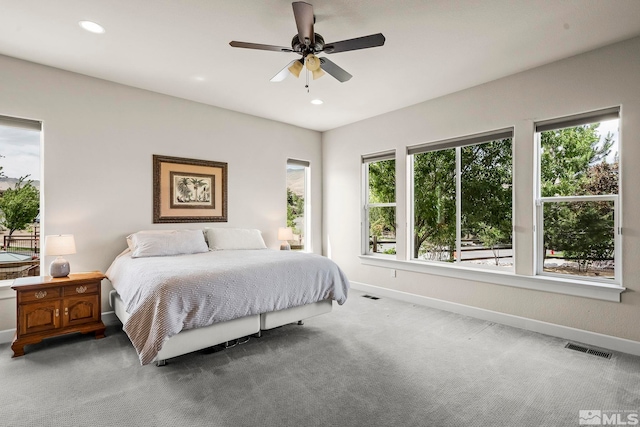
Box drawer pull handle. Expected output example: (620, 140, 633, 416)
(35, 291, 47, 299)
(76, 286, 87, 294)
(64, 307, 68, 316)
(55, 309, 59, 317)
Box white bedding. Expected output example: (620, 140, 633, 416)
(106, 249, 349, 365)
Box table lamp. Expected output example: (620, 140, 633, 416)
(44, 234, 76, 277)
(278, 227, 294, 250)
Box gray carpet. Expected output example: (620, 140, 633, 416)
(1, 289, 638, 427)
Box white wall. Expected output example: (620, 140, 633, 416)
(0, 54, 322, 330)
(2, 37, 640, 346)
(323, 37, 640, 343)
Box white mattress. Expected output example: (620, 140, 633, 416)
(106, 249, 349, 364)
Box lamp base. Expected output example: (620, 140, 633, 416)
(49, 257, 70, 278)
(280, 242, 291, 251)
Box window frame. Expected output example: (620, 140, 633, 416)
(361, 151, 396, 256)
(0, 114, 42, 289)
(534, 107, 621, 285)
(408, 128, 514, 271)
(286, 158, 310, 252)
(535, 195, 620, 283)
(358, 108, 626, 302)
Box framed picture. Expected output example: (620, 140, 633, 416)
(153, 154, 227, 223)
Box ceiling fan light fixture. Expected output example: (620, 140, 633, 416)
(288, 59, 303, 78)
(229, 2, 386, 84)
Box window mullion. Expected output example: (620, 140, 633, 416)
(409, 154, 415, 260)
(535, 200, 544, 276)
(539, 195, 617, 203)
(614, 196, 621, 284)
(455, 146, 461, 263)
(368, 202, 396, 208)
(362, 162, 370, 255)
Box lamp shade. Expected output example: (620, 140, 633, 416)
(277, 227, 294, 241)
(44, 234, 77, 256)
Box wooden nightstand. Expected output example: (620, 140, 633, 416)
(11, 271, 106, 357)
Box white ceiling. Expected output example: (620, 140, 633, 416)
(1, 0, 640, 132)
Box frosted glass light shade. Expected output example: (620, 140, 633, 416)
(311, 68, 325, 80)
(288, 60, 303, 78)
(305, 54, 321, 71)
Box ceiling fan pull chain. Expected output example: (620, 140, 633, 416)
(305, 67, 309, 92)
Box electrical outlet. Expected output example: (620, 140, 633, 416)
(390, 269, 396, 278)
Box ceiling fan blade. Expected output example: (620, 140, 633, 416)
(270, 59, 301, 82)
(323, 33, 385, 54)
(319, 57, 352, 82)
(229, 41, 293, 52)
(292, 2, 315, 47)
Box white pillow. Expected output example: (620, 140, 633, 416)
(126, 229, 176, 251)
(205, 228, 267, 250)
(129, 229, 209, 258)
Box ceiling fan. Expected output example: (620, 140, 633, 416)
(229, 1, 385, 83)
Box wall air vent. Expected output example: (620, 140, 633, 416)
(362, 294, 380, 300)
(565, 343, 612, 359)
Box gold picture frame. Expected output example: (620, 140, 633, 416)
(153, 155, 228, 223)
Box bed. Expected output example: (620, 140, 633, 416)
(106, 228, 349, 365)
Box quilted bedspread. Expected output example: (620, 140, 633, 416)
(106, 249, 349, 365)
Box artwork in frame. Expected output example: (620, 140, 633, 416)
(153, 155, 228, 223)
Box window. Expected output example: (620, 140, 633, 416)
(362, 152, 396, 255)
(0, 115, 42, 282)
(286, 159, 310, 251)
(409, 129, 513, 270)
(535, 108, 620, 283)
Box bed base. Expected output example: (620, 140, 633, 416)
(108, 291, 332, 365)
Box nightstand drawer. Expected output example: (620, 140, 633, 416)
(19, 287, 61, 303)
(62, 282, 99, 296)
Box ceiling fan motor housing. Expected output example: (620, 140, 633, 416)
(229, 2, 384, 83)
(291, 33, 325, 56)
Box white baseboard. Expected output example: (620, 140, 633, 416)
(0, 310, 120, 345)
(0, 328, 15, 345)
(350, 281, 640, 357)
(102, 311, 117, 324)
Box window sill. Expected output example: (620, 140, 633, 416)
(358, 255, 625, 302)
(0, 280, 15, 300)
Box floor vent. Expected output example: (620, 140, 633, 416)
(565, 343, 612, 359)
(362, 294, 380, 300)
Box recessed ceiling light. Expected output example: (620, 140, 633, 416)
(79, 20, 105, 34)
(311, 99, 323, 105)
